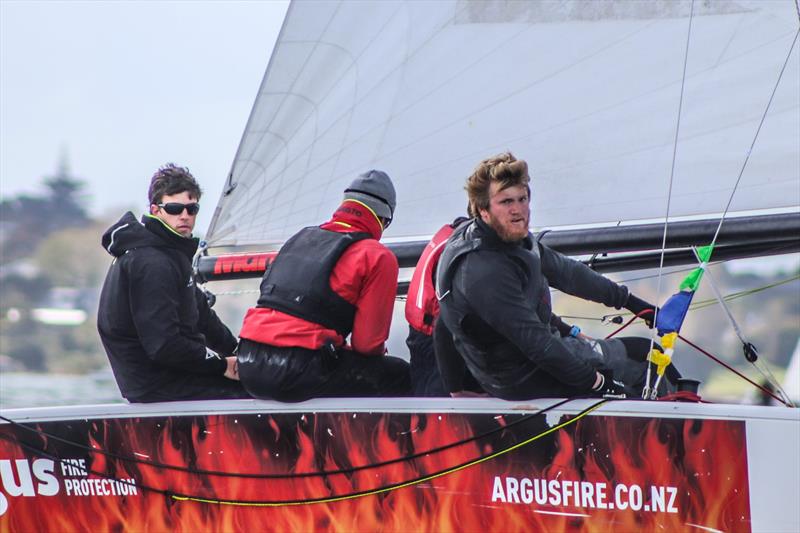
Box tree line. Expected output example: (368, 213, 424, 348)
(1, 164, 110, 372)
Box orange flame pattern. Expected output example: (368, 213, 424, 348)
(0, 410, 749, 532)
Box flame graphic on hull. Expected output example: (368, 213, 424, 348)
(0, 409, 749, 531)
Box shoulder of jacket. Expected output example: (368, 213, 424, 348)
(347, 239, 397, 264)
(123, 246, 181, 275)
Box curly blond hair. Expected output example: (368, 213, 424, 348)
(465, 152, 530, 217)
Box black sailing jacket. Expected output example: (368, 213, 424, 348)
(97, 212, 236, 400)
(435, 218, 630, 398)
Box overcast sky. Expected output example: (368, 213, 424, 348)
(1, 0, 289, 233)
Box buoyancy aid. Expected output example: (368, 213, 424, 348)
(436, 220, 556, 323)
(257, 226, 369, 337)
(405, 223, 460, 335)
(435, 221, 485, 302)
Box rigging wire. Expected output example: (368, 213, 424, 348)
(597, 310, 790, 406)
(677, 335, 790, 406)
(708, 29, 800, 250)
(689, 274, 799, 311)
(695, 30, 800, 404)
(553, 242, 799, 296)
(643, 5, 799, 399)
(644, 0, 695, 399)
(213, 252, 799, 309)
(558, 273, 800, 322)
(563, 270, 797, 405)
(208, 239, 799, 301)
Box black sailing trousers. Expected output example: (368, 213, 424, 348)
(128, 373, 249, 403)
(237, 339, 411, 402)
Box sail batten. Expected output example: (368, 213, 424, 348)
(207, 0, 800, 250)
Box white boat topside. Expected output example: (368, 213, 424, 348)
(1, 397, 797, 424)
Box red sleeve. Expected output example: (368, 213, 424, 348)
(349, 245, 399, 355)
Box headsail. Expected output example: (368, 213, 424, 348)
(206, 0, 799, 251)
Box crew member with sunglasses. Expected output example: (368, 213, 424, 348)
(98, 164, 248, 402)
(237, 170, 411, 401)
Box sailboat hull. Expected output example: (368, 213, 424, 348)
(1, 398, 797, 531)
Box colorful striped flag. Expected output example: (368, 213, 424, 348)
(646, 244, 714, 397)
(656, 244, 714, 336)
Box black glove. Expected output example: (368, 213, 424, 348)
(625, 293, 658, 328)
(591, 369, 627, 398)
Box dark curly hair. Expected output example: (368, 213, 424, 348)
(147, 163, 202, 205)
(465, 152, 530, 217)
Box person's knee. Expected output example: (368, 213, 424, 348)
(385, 355, 411, 371)
(620, 337, 661, 362)
(388, 357, 411, 380)
(382, 356, 411, 393)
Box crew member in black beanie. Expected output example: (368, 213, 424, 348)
(238, 170, 411, 401)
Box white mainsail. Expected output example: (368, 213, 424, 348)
(206, 0, 799, 251)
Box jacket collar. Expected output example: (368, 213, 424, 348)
(142, 214, 199, 259)
(320, 200, 383, 239)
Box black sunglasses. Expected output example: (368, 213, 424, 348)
(157, 202, 200, 216)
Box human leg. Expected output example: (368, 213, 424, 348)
(317, 349, 411, 397)
(237, 340, 331, 402)
(407, 326, 447, 396)
(129, 373, 249, 403)
(618, 337, 682, 394)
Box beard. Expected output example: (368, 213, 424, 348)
(484, 211, 530, 242)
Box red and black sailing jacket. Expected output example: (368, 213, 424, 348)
(256, 227, 370, 338)
(239, 200, 398, 355)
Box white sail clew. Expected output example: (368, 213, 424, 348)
(206, 0, 799, 250)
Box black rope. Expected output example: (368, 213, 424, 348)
(0, 397, 574, 480)
(0, 399, 608, 506)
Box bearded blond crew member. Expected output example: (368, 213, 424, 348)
(435, 153, 675, 399)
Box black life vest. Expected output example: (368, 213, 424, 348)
(436, 219, 551, 324)
(257, 226, 370, 337)
(435, 221, 484, 302)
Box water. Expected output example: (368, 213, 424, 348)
(0, 370, 124, 409)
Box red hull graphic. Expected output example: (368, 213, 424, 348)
(0, 408, 750, 531)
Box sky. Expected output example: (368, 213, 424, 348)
(1, 0, 289, 234)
